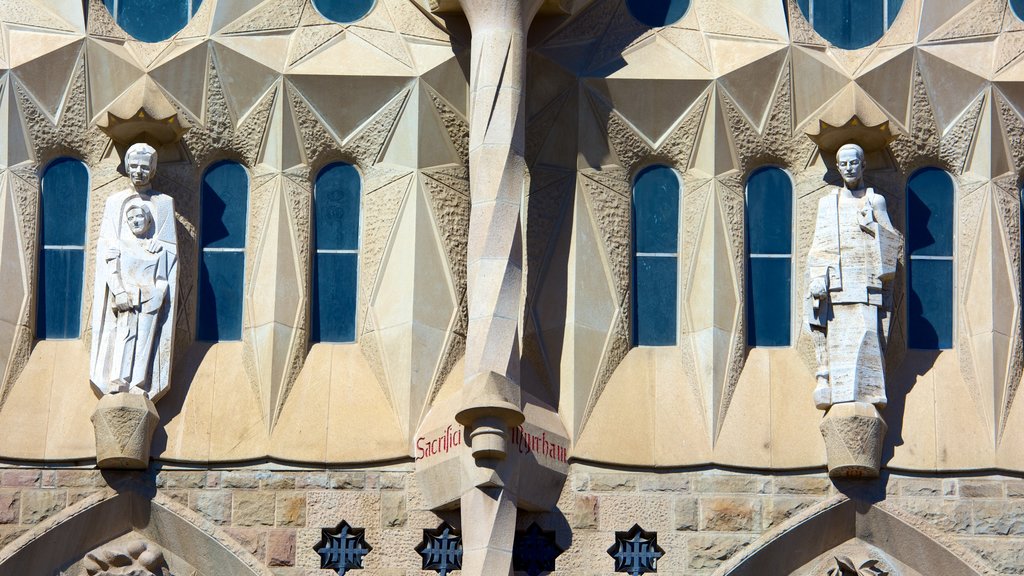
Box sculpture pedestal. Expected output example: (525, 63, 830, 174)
(819, 402, 886, 478)
(92, 393, 159, 469)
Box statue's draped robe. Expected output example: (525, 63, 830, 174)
(90, 190, 177, 399)
(806, 188, 901, 407)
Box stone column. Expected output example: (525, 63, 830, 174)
(455, 1, 541, 574)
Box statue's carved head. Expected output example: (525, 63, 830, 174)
(125, 202, 153, 238)
(836, 143, 865, 189)
(125, 142, 158, 188)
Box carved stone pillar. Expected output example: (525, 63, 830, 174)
(454, 1, 541, 574)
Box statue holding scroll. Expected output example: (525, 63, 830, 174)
(806, 143, 902, 411)
(90, 143, 177, 400)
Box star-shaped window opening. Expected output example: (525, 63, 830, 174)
(314, 520, 372, 575)
(513, 522, 564, 576)
(607, 524, 665, 576)
(415, 522, 463, 575)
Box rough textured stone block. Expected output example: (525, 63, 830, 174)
(222, 471, 260, 489)
(234, 491, 275, 526)
(1, 470, 40, 487)
(763, 497, 816, 529)
(674, 497, 697, 531)
(588, 473, 636, 492)
(258, 472, 295, 490)
(973, 501, 1024, 535)
(639, 475, 691, 492)
(267, 529, 296, 567)
(20, 490, 66, 524)
(330, 472, 366, 490)
(276, 493, 306, 527)
(54, 470, 104, 488)
(688, 534, 751, 570)
(898, 499, 973, 534)
(191, 490, 232, 525)
(959, 480, 1004, 498)
(774, 476, 830, 495)
(900, 479, 943, 497)
(700, 497, 759, 532)
(696, 475, 769, 494)
(380, 491, 407, 528)
(572, 495, 598, 529)
(0, 491, 19, 524)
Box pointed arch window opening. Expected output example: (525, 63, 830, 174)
(37, 157, 90, 340)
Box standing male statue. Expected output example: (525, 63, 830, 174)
(90, 143, 178, 400)
(806, 143, 902, 412)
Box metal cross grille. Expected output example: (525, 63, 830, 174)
(513, 522, 564, 576)
(607, 524, 664, 576)
(314, 520, 372, 575)
(415, 522, 463, 575)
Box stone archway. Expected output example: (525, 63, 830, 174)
(717, 496, 990, 576)
(0, 486, 271, 576)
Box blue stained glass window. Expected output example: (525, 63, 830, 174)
(103, 0, 202, 43)
(1013, 0, 1024, 22)
(796, 0, 904, 50)
(198, 161, 248, 342)
(625, 0, 690, 27)
(312, 0, 375, 24)
(312, 162, 361, 343)
(907, 168, 954, 349)
(632, 165, 680, 346)
(37, 157, 89, 339)
(745, 166, 793, 347)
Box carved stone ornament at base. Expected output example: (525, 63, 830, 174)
(819, 402, 887, 478)
(91, 393, 159, 469)
(82, 539, 169, 576)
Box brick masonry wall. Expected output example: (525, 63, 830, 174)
(0, 465, 1022, 575)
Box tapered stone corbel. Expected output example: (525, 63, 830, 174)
(456, 372, 525, 488)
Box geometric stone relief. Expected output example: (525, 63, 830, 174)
(243, 172, 308, 432)
(368, 171, 457, 439)
(0, 169, 35, 408)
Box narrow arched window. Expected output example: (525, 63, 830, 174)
(103, 0, 202, 42)
(745, 167, 793, 347)
(796, 0, 904, 49)
(312, 163, 360, 343)
(907, 168, 954, 349)
(37, 158, 89, 339)
(632, 165, 680, 346)
(197, 161, 248, 342)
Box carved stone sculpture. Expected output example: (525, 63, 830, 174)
(805, 143, 902, 478)
(89, 143, 177, 469)
(82, 539, 169, 576)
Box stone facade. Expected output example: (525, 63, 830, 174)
(2, 466, 1024, 574)
(2, 0, 1024, 574)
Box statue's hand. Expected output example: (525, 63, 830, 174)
(146, 238, 162, 253)
(809, 277, 828, 298)
(113, 292, 131, 313)
(104, 246, 120, 261)
(858, 204, 877, 236)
